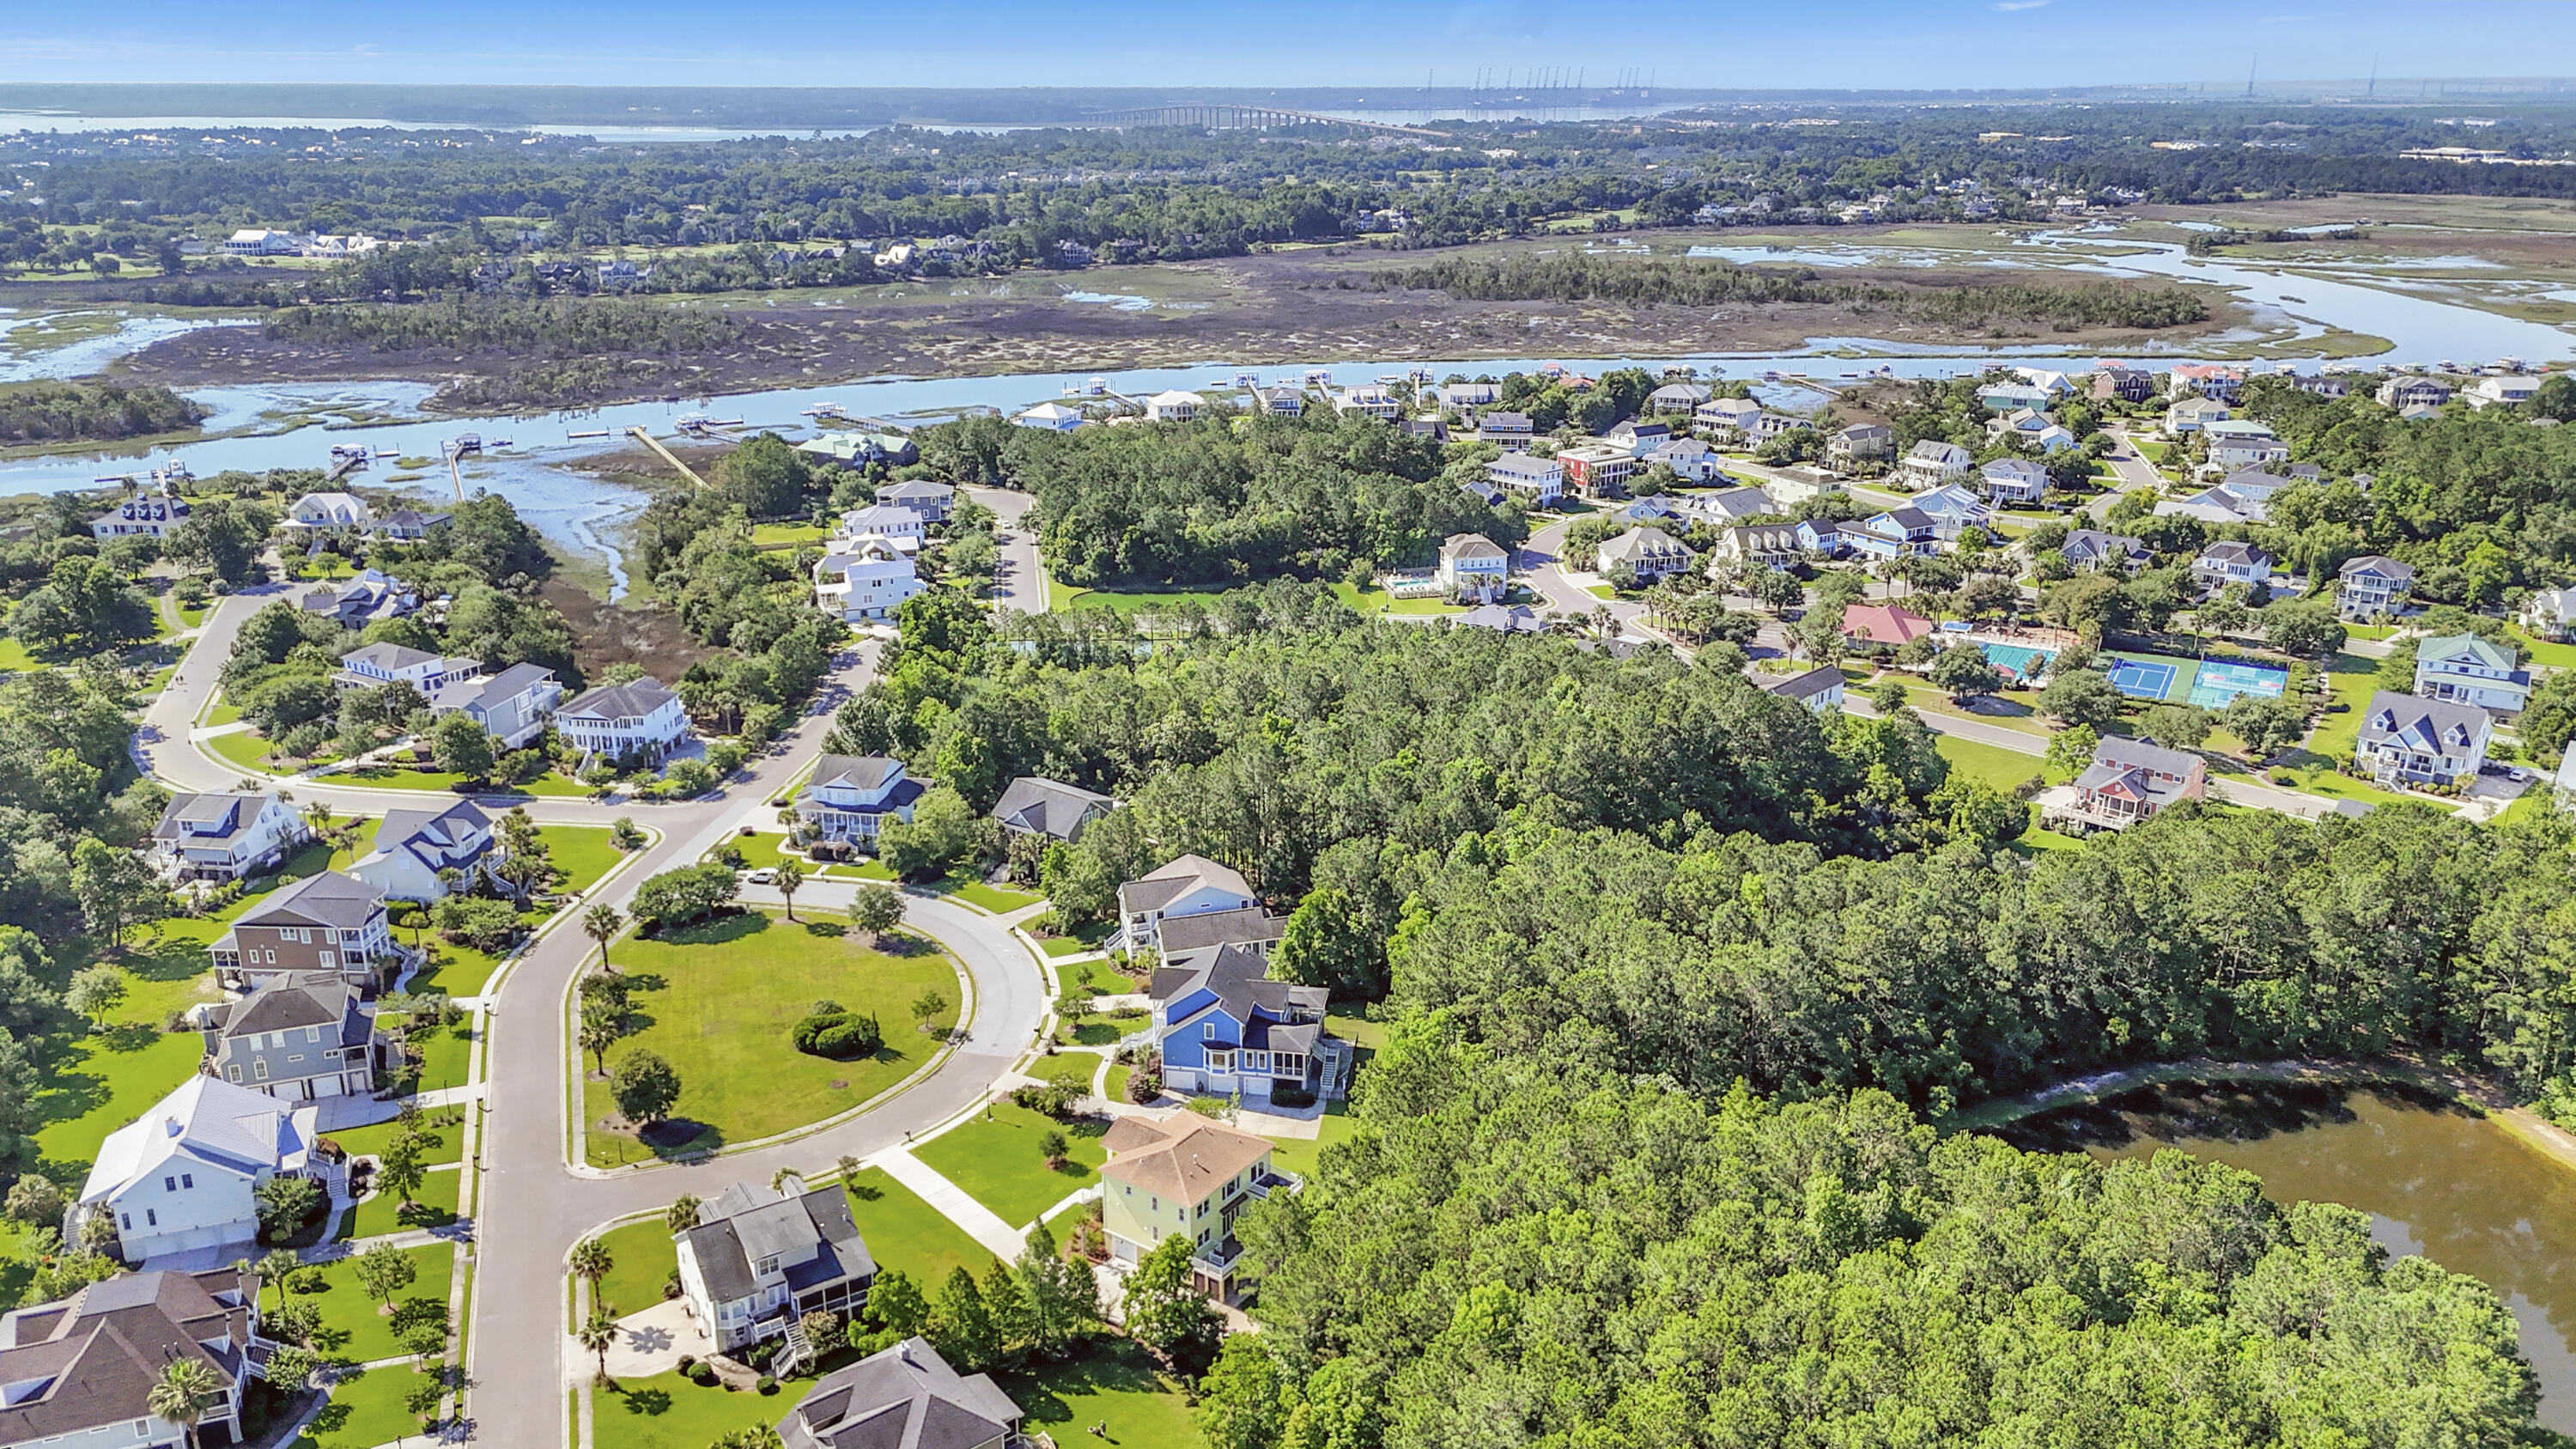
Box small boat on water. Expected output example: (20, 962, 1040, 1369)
(450, 433, 483, 454)
(568, 429, 609, 440)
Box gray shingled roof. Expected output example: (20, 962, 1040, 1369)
(681, 1182, 874, 1308)
(988, 776, 1114, 841)
(779, 1337, 1019, 1449)
(239, 870, 383, 930)
(560, 679, 679, 723)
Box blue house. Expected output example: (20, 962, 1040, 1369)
(1844, 507, 1938, 559)
(1151, 942, 1352, 1103)
(1795, 520, 1848, 557)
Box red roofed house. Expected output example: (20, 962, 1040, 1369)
(1840, 603, 1936, 648)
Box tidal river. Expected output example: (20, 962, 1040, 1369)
(1996, 1082, 2576, 1433)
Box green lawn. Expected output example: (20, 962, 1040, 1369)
(204, 697, 242, 728)
(406, 938, 511, 997)
(750, 521, 830, 547)
(321, 1116, 463, 1167)
(1256, 1106, 1359, 1183)
(842, 1167, 996, 1288)
(580, 912, 963, 1166)
(1932, 734, 2045, 792)
(1025, 1051, 1100, 1093)
(329, 764, 595, 796)
(1058, 1008, 1149, 1048)
(298, 1243, 455, 1363)
(1040, 935, 1101, 959)
(406, 1016, 477, 1094)
(998, 1340, 1206, 1449)
(594, 1370, 778, 1449)
(204, 728, 281, 774)
(591, 1218, 678, 1319)
(914, 1103, 1109, 1229)
(2510, 626, 2576, 671)
(1323, 1008, 1389, 1051)
(341, 1165, 462, 1240)
(0, 1220, 42, 1307)
(293, 1363, 433, 1449)
(2501, 788, 2558, 827)
(1327, 581, 1473, 617)
(0, 636, 39, 673)
(1104, 1063, 1133, 1104)
(1048, 583, 1236, 618)
(940, 878, 1042, 915)
(538, 825, 627, 895)
(30, 926, 227, 1177)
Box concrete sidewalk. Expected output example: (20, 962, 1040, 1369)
(869, 1147, 1026, 1258)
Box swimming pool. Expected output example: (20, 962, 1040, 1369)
(1978, 642, 2056, 682)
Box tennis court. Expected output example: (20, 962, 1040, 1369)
(1978, 642, 2055, 683)
(2189, 659, 2290, 709)
(2104, 655, 2179, 700)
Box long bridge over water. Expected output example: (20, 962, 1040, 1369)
(1074, 103, 1447, 137)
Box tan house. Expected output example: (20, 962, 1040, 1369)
(209, 870, 393, 989)
(1099, 1113, 1297, 1302)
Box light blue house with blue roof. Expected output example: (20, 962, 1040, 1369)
(1150, 941, 1352, 1103)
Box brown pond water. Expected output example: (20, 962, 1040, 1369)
(1992, 1081, 2576, 1434)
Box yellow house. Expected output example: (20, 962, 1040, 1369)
(1098, 1113, 1293, 1303)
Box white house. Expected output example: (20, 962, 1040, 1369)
(2165, 398, 2231, 435)
(1435, 533, 1510, 602)
(1014, 402, 1084, 431)
(1486, 452, 1564, 506)
(2357, 690, 2492, 785)
(1596, 526, 1696, 582)
(222, 227, 307, 255)
(283, 492, 374, 533)
(556, 678, 691, 766)
(2190, 541, 2274, 593)
(2466, 375, 2542, 410)
(1145, 389, 1202, 423)
(1694, 397, 1763, 435)
(77, 1075, 320, 1264)
(149, 791, 306, 884)
(1649, 382, 1711, 412)
(2523, 586, 2576, 642)
(1118, 854, 1258, 953)
(2060, 529, 2154, 573)
(2377, 376, 2455, 410)
(89, 496, 190, 540)
(1671, 485, 1777, 527)
(334, 641, 482, 695)
(2414, 633, 2531, 712)
(1754, 666, 1847, 713)
(815, 539, 924, 624)
(1440, 381, 1500, 410)
(0, 1268, 266, 1449)
(1911, 483, 1993, 541)
(1899, 440, 1973, 489)
(299, 569, 416, 629)
(426, 662, 562, 750)
(2338, 555, 2415, 620)
(675, 1177, 874, 1358)
(794, 756, 927, 845)
(1334, 386, 1402, 420)
(1980, 457, 2050, 505)
(1827, 423, 1893, 466)
(1710, 523, 1802, 569)
(1645, 436, 1722, 482)
(835, 504, 927, 554)
(349, 801, 501, 903)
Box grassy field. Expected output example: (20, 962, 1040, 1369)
(1257, 1106, 1360, 1183)
(1048, 581, 1236, 617)
(341, 1164, 461, 1240)
(408, 937, 512, 997)
(750, 521, 830, 547)
(321, 1115, 463, 1167)
(0, 1220, 42, 1307)
(300, 1243, 454, 1363)
(999, 1340, 1206, 1449)
(593, 1370, 777, 1449)
(2509, 625, 2576, 671)
(590, 1218, 678, 1319)
(914, 1102, 1109, 1229)
(204, 728, 280, 774)
(540, 825, 629, 895)
(843, 1166, 996, 1287)
(1931, 734, 2046, 792)
(331, 764, 596, 797)
(1327, 581, 1475, 616)
(1024, 1051, 1100, 1093)
(29, 922, 228, 1178)
(293, 1363, 430, 1449)
(938, 877, 1042, 915)
(580, 911, 962, 1166)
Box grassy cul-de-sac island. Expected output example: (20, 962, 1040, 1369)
(577, 898, 963, 1168)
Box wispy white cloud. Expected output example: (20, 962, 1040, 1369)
(1992, 1, 2052, 10)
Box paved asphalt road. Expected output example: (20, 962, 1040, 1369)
(144, 566, 1052, 1446)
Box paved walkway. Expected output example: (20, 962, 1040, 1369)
(870, 1147, 1027, 1257)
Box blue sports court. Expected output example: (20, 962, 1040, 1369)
(2105, 656, 2178, 700)
(2189, 659, 2290, 709)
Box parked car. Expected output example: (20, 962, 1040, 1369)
(747, 867, 777, 884)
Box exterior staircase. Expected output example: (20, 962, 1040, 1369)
(775, 1314, 813, 1378)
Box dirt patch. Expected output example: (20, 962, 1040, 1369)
(114, 247, 2244, 411)
(540, 576, 720, 684)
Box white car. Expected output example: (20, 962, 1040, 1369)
(746, 867, 777, 885)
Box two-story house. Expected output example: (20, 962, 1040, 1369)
(1977, 381, 2054, 414)
(833, 504, 927, 555)
(1117, 854, 1258, 953)
(1795, 520, 1848, 558)
(0, 1269, 265, 1449)
(201, 972, 386, 1103)
(2524, 587, 2576, 642)
(1644, 436, 1722, 482)
(775, 1338, 1021, 1449)
(675, 1177, 875, 1359)
(427, 662, 562, 751)
(556, 679, 690, 768)
(875, 479, 955, 523)
(2357, 690, 2493, 784)
(2059, 529, 2154, 573)
(373, 508, 451, 542)
(1828, 423, 1893, 466)
(76, 1075, 321, 1264)
(2204, 421, 2290, 472)
(333, 641, 481, 696)
(1595, 525, 1696, 582)
(1694, 397, 1762, 436)
(1746, 412, 1806, 443)
(209, 870, 392, 990)
(2092, 367, 2156, 403)
(2338, 555, 2416, 620)
(814, 539, 924, 624)
(1099, 1112, 1297, 1303)
(1143, 389, 1201, 423)
(89, 496, 190, 541)
(1649, 381, 1711, 412)
(283, 491, 373, 534)
(2169, 364, 2245, 403)
(2414, 633, 2532, 712)
(1899, 440, 1973, 489)
(1910, 484, 1993, 541)
(1556, 443, 1637, 497)
(1334, 386, 1401, 421)
(988, 776, 1115, 843)
(1754, 666, 1847, 714)
(1258, 385, 1303, 417)
(2165, 397, 2232, 435)
(1475, 410, 1534, 449)
(1151, 941, 1352, 1104)
(149, 791, 306, 884)
(1603, 420, 1672, 457)
(1980, 457, 2050, 506)
(1434, 533, 1510, 602)
(1710, 523, 1803, 570)
(1671, 486, 1777, 528)
(1844, 507, 1938, 560)
(2057, 737, 2207, 831)
(1485, 452, 1564, 506)
(349, 801, 501, 903)
(2377, 375, 2456, 410)
(794, 756, 927, 845)
(2190, 540, 2275, 594)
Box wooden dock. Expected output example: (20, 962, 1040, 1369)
(628, 426, 708, 488)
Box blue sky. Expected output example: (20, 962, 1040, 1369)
(4, 1, 2573, 92)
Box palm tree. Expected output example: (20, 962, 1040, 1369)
(775, 860, 805, 922)
(575, 1308, 620, 1385)
(257, 1249, 303, 1312)
(582, 904, 623, 973)
(578, 1006, 623, 1078)
(568, 1237, 613, 1304)
(302, 801, 335, 844)
(148, 1359, 223, 1449)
